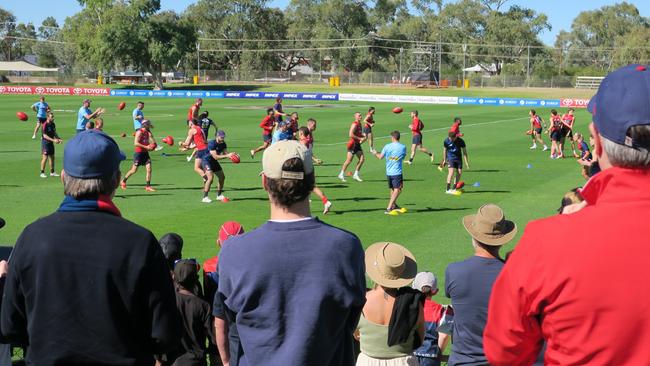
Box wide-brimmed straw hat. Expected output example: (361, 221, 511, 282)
(365, 242, 417, 289)
(462, 204, 517, 246)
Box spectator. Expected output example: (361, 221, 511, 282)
(484, 64, 650, 365)
(0, 218, 9, 366)
(0, 130, 181, 365)
(356, 242, 423, 366)
(160, 233, 184, 270)
(412, 272, 451, 366)
(172, 260, 214, 366)
(217, 140, 366, 365)
(204, 222, 245, 366)
(445, 204, 516, 366)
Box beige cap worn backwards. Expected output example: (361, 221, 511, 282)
(262, 140, 314, 180)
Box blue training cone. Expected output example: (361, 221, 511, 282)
(526, 163, 533, 169)
(473, 182, 481, 187)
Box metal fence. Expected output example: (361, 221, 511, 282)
(1, 69, 577, 88)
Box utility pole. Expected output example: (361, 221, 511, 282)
(527, 45, 530, 87)
(399, 47, 403, 84)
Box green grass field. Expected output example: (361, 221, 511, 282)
(0, 90, 591, 296)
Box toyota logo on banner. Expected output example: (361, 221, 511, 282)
(35, 87, 45, 95)
(73, 88, 83, 95)
(0, 86, 5, 94)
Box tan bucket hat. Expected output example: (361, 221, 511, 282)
(365, 242, 417, 288)
(462, 204, 517, 246)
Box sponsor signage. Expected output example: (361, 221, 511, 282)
(0, 85, 110, 96)
(338, 93, 458, 104)
(222, 92, 339, 101)
(458, 97, 560, 108)
(560, 98, 590, 108)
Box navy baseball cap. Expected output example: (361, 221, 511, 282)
(64, 130, 126, 178)
(588, 64, 650, 148)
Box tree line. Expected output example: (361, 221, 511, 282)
(1, 0, 649, 89)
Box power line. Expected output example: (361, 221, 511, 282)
(199, 37, 366, 43)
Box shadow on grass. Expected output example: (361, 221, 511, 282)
(229, 186, 262, 192)
(0, 185, 21, 188)
(411, 207, 471, 213)
(335, 196, 383, 202)
(0, 150, 30, 153)
(115, 193, 172, 198)
(315, 183, 349, 189)
(229, 197, 268, 202)
(465, 169, 504, 173)
(461, 190, 511, 194)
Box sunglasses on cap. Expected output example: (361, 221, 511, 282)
(174, 258, 200, 270)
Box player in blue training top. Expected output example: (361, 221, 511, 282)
(31, 96, 50, 139)
(187, 111, 218, 162)
(374, 130, 407, 215)
(574, 132, 593, 180)
(39, 112, 62, 178)
(132, 101, 145, 130)
(201, 130, 235, 203)
(76, 99, 104, 133)
(441, 131, 470, 195)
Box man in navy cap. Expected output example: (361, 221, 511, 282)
(484, 64, 650, 365)
(1, 130, 181, 365)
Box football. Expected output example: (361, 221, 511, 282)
(230, 153, 241, 164)
(162, 136, 175, 146)
(392, 107, 403, 114)
(16, 111, 28, 121)
(118, 102, 126, 110)
(455, 181, 465, 190)
(120, 132, 127, 138)
(525, 130, 533, 135)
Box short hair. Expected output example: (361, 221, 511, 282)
(191, 118, 200, 126)
(601, 125, 650, 168)
(276, 97, 282, 102)
(369, 107, 375, 112)
(551, 109, 558, 115)
(574, 132, 583, 140)
(454, 117, 461, 122)
(448, 131, 457, 138)
(63, 170, 120, 199)
(199, 111, 208, 119)
(307, 118, 316, 125)
(530, 109, 536, 115)
(137, 101, 144, 105)
(298, 126, 310, 137)
(266, 158, 315, 208)
(267, 108, 274, 114)
(412, 110, 419, 116)
(291, 112, 298, 117)
(568, 108, 575, 112)
(159, 233, 183, 269)
(85, 121, 94, 129)
(390, 130, 400, 140)
(196, 98, 203, 103)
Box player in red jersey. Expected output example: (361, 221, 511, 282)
(120, 119, 157, 192)
(250, 108, 275, 158)
(299, 126, 332, 214)
(338, 112, 366, 182)
(406, 110, 434, 164)
(560, 108, 578, 157)
(286, 112, 299, 139)
(181, 118, 210, 182)
(528, 109, 548, 151)
(546, 109, 564, 159)
(449, 117, 464, 137)
(187, 98, 202, 128)
(307, 118, 323, 165)
(363, 107, 377, 153)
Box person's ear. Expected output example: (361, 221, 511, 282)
(60, 169, 66, 185)
(261, 173, 269, 191)
(432, 288, 439, 296)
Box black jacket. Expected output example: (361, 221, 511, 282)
(0, 211, 182, 366)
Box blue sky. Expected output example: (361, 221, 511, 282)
(3, 0, 649, 46)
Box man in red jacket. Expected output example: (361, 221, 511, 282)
(484, 64, 650, 365)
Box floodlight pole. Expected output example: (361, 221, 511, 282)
(196, 42, 200, 82)
(399, 47, 403, 84)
